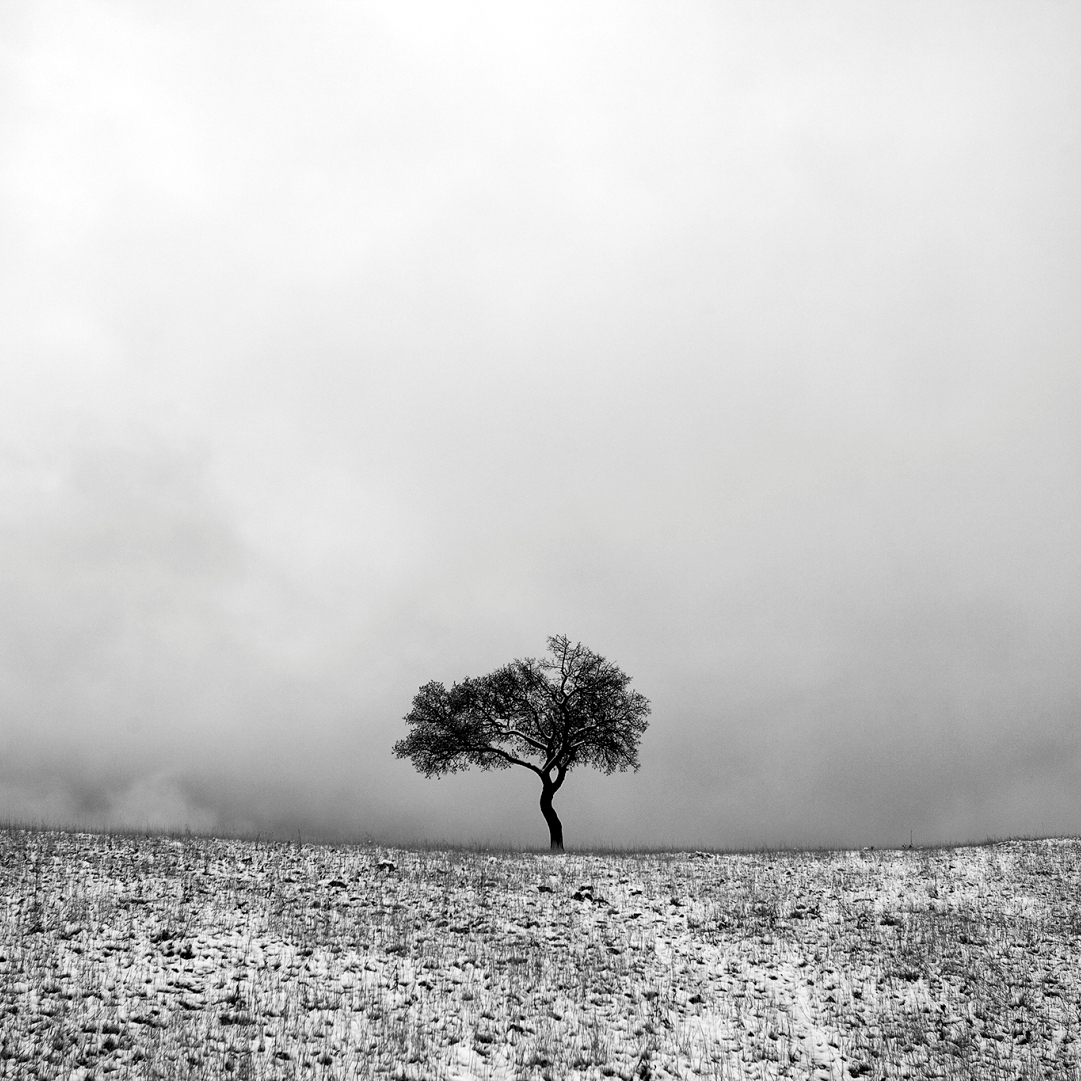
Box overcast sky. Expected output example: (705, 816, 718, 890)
(1, 2, 1079, 849)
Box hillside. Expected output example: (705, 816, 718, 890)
(1, 829, 1078, 1079)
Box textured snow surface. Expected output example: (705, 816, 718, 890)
(1, 830, 1079, 1079)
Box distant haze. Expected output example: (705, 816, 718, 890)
(1, 2, 1079, 848)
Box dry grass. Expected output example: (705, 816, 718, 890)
(1, 827, 1079, 1079)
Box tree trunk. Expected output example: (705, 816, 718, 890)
(539, 782, 564, 851)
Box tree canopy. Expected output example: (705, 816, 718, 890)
(392, 635, 650, 849)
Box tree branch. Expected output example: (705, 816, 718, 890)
(482, 744, 545, 775)
(497, 726, 548, 753)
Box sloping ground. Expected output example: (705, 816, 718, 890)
(0, 829, 1078, 1079)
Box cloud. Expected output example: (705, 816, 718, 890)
(1, 2, 1079, 846)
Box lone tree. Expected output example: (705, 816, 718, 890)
(392, 635, 650, 850)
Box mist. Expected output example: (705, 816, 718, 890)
(1, 2, 1079, 848)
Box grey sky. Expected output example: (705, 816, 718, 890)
(1, 2, 1079, 848)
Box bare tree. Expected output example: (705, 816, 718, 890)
(392, 635, 651, 850)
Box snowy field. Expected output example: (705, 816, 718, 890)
(1, 829, 1079, 1080)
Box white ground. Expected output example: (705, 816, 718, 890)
(1, 829, 1079, 1079)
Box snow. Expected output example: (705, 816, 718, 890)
(1, 830, 1079, 1079)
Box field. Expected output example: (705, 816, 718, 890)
(1, 829, 1079, 1080)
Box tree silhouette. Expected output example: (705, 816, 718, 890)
(393, 635, 650, 850)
